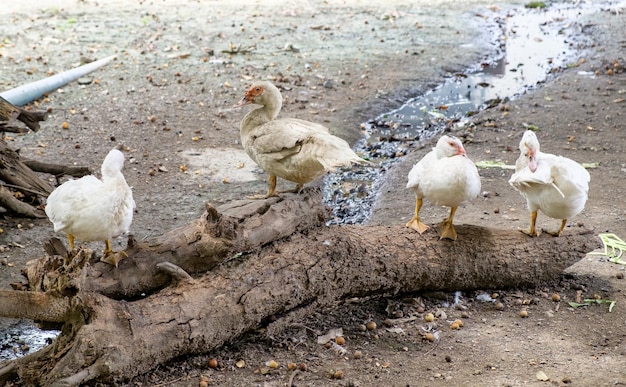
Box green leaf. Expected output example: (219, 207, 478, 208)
(588, 233, 626, 264)
(522, 123, 540, 132)
(525, 1, 547, 9)
(569, 298, 616, 313)
(474, 160, 515, 170)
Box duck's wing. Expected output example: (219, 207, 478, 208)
(406, 150, 436, 189)
(45, 176, 105, 230)
(283, 118, 331, 134)
(509, 158, 565, 198)
(248, 119, 313, 159)
(553, 156, 591, 192)
(252, 119, 358, 166)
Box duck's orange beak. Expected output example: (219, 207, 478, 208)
(233, 96, 252, 108)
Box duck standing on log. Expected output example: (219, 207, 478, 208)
(405, 135, 481, 240)
(509, 130, 590, 237)
(45, 148, 135, 266)
(234, 81, 370, 198)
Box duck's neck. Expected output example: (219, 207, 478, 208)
(240, 97, 282, 133)
(102, 171, 128, 187)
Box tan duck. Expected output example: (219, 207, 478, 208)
(235, 81, 369, 198)
(509, 130, 590, 236)
(45, 148, 135, 266)
(405, 135, 481, 240)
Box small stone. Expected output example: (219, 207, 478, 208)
(77, 77, 93, 85)
(536, 370, 549, 381)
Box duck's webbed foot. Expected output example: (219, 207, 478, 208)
(438, 221, 458, 241)
(100, 239, 128, 267)
(406, 217, 430, 234)
(100, 250, 128, 267)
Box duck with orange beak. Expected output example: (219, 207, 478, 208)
(509, 130, 590, 236)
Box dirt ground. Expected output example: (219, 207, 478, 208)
(1, 0, 626, 386)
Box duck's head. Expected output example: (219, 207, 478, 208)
(435, 135, 466, 158)
(520, 130, 540, 172)
(234, 81, 282, 108)
(101, 149, 126, 176)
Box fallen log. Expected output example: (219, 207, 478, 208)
(0, 190, 600, 385)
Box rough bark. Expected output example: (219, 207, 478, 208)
(0, 95, 47, 132)
(0, 190, 600, 386)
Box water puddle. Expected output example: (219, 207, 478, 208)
(324, 1, 616, 224)
(0, 319, 58, 361)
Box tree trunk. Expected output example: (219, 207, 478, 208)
(0, 190, 600, 386)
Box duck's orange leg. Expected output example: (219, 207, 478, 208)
(521, 210, 540, 237)
(543, 219, 567, 237)
(406, 197, 429, 234)
(439, 206, 458, 241)
(283, 183, 304, 194)
(247, 175, 279, 199)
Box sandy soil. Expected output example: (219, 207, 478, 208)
(1, 0, 625, 386)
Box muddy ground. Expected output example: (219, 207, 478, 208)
(1, 0, 626, 386)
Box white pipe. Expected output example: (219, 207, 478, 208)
(0, 55, 116, 106)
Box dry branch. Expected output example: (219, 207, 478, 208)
(0, 96, 47, 132)
(0, 141, 54, 195)
(0, 190, 600, 385)
(22, 159, 91, 178)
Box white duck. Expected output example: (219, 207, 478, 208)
(45, 148, 135, 266)
(406, 135, 481, 240)
(235, 81, 369, 198)
(508, 130, 590, 237)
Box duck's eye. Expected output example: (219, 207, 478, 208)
(255, 87, 261, 92)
